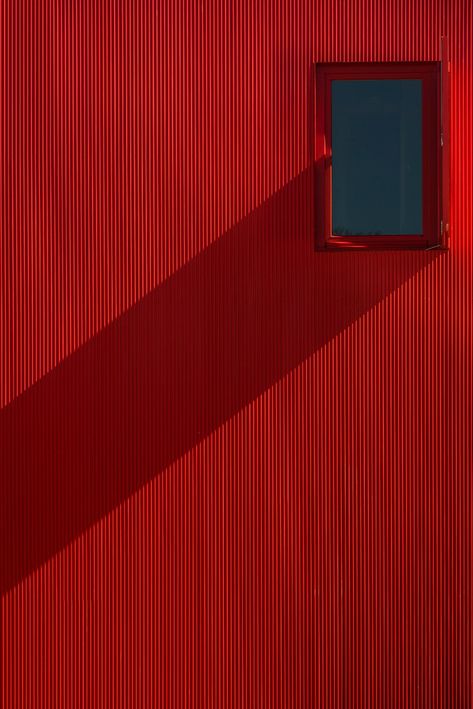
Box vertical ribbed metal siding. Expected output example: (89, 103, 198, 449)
(1, 0, 472, 706)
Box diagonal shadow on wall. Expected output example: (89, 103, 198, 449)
(0, 166, 441, 595)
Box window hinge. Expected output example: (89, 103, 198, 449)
(441, 132, 444, 147)
(440, 220, 444, 235)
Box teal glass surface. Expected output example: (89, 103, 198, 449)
(331, 79, 422, 236)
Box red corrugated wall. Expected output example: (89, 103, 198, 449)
(1, 0, 472, 705)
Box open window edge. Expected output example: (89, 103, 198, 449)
(314, 56, 448, 252)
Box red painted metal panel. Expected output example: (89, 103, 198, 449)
(1, 0, 472, 706)
(441, 35, 451, 248)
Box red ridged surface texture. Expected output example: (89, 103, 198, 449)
(1, 0, 472, 706)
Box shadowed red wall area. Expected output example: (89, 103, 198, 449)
(1, 0, 472, 706)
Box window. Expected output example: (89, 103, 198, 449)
(315, 47, 449, 250)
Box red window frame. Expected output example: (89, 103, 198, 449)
(315, 61, 444, 250)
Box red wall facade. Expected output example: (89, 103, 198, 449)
(1, 0, 472, 705)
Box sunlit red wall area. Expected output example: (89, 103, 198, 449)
(1, 0, 472, 706)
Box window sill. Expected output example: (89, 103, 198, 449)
(315, 242, 449, 252)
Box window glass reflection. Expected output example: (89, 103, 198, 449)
(332, 79, 422, 236)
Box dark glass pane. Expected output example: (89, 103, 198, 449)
(331, 79, 422, 236)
